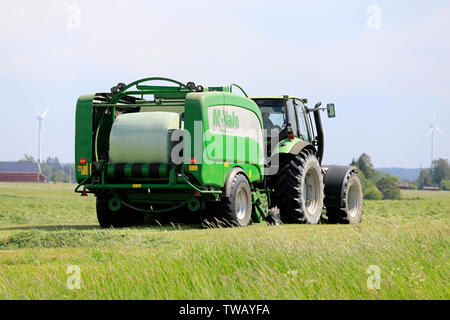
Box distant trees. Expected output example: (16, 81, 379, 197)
(350, 154, 449, 194)
(363, 181, 383, 200)
(441, 180, 450, 191)
(51, 172, 61, 183)
(432, 158, 450, 186)
(40, 157, 74, 183)
(17, 154, 74, 183)
(351, 153, 376, 180)
(18, 154, 36, 163)
(416, 158, 449, 189)
(408, 183, 418, 190)
(417, 169, 433, 189)
(351, 153, 399, 200)
(351, 169, 381, 200)
(376, 176, 401, 200)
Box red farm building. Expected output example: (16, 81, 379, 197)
(0, 162, 47, 182)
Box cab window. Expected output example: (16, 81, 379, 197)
(285, 99, 298, 136)
(294, 100, 311, 142)
(252, 99, 287, 134)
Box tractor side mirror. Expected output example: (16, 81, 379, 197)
(327, 103, 336, 118)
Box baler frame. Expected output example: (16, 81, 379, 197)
(75, 77, 236, 214)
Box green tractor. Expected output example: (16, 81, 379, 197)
(75, 77, 363, 227)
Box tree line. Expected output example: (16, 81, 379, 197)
(19, 152, 450, 191)
(416, 158, 450, 190)
(351, 153, 450, 200)
(19, 154, 75, 183)
(350, 153, 401, 200)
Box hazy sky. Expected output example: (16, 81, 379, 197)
(0, 0, 449, 168)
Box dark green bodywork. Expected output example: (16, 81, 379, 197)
(75, 94, 94, 181)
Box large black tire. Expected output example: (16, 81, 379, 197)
(96, 197, 145, 228)
(218, 173, 252, 227)
(272, 150, 324, 224)
(326, 171, 363, 224)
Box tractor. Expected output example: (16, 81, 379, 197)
(75, 77, 363, 227)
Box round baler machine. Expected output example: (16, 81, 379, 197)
(74, 77, 363, 227)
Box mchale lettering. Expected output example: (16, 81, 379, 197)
(213, 109, 240, 129)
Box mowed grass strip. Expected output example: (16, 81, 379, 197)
(0, 183, 448, 299)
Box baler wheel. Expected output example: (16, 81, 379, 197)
(272, 150, 324, 224)
(96, 197, 145, 228)
(218, 173, 252, 227)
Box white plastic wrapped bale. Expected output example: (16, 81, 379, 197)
(109, 112, 180, 164)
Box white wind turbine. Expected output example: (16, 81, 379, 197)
(427, 112, 445, 170)
(35, 108, 49, 163)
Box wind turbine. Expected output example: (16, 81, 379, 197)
(35, 108, 49, 163)
(427, 112, 445, 170)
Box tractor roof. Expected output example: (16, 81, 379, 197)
(250, 95, 303, 101)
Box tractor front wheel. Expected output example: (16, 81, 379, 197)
(326, 171, 363, 224)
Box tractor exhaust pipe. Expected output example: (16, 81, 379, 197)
(308, 102, 335, 164)
(313, 107, 324, 164)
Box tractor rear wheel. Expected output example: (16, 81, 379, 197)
(273, 150, 324, 224)
(326, 171, 363, 224)
(218, 173, 252, 227)
(96, 197, 145, 228)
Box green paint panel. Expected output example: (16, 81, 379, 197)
(75, 94, 95, 183)
(272, 137, 302, 155)
(252, 190, 269, 222)
(184, 92, 225, 187)
(183, 91, 265, 187)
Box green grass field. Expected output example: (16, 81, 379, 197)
(0, 182, 448, 299)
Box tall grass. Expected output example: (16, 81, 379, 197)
(0, 183, 448, 299)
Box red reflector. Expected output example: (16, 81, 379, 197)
(194, 191, 201, 197)
(190, 157, 197, 164)
(80, 157, 86, 165)
(288, 133, 295, 140)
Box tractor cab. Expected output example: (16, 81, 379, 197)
(251, 96, 331, 160)
(251, 96, 318, 141)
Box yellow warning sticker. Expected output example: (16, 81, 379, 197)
(77, 163, 90, 176)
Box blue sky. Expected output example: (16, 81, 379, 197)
(0, 0, 449, 168)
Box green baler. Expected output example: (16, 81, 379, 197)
(75, 77, 363, 227)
